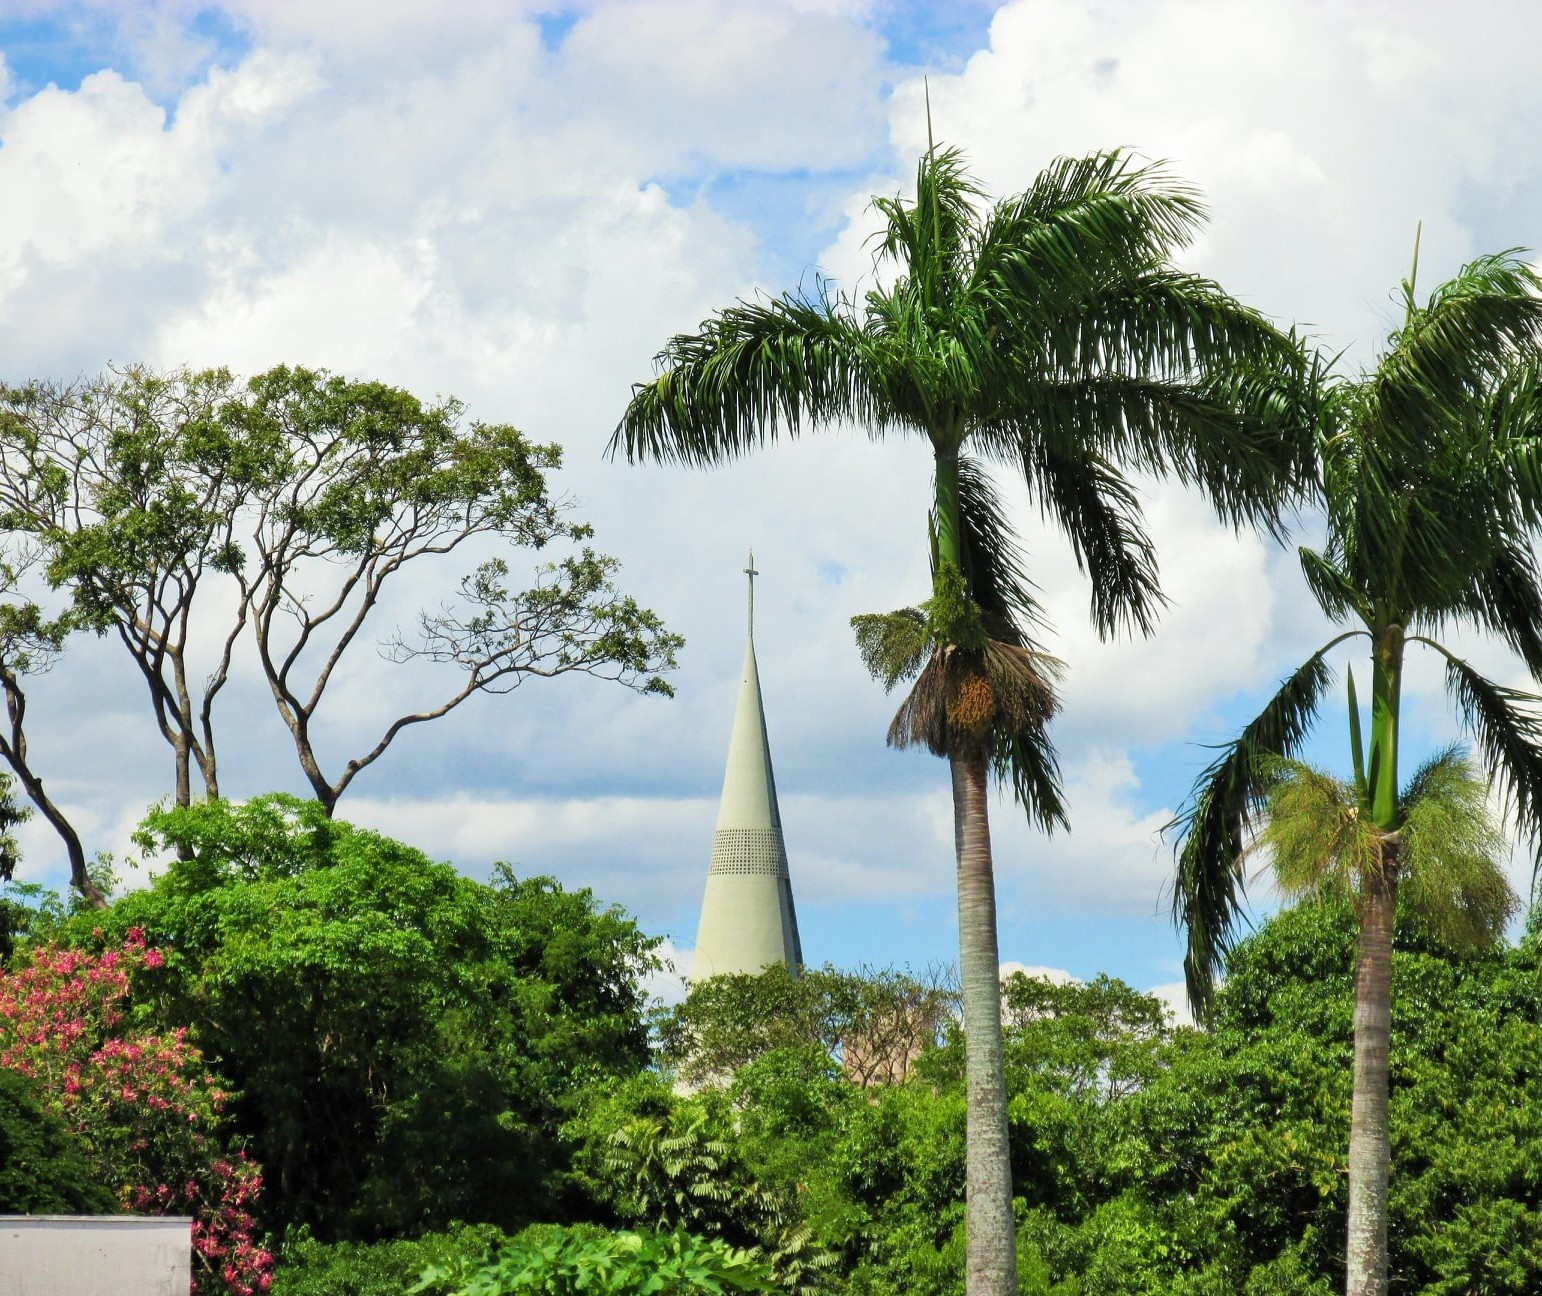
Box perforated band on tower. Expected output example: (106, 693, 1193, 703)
(708, 827, 789, 878)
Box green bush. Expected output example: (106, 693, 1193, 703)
(417, 1225, 776, 1296)
(271, 1223, 508, 1296)
(0, 1067, 116, 1214)
(76, 795, 661, 1240)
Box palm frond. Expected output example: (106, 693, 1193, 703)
(1346, 667, 1368, 801)
(1167, 633, 1362, 1018)
(978, 362, 1310, 545)
(982, 637, 1062, 734)
(610, 291, 884, 465)
(976, 152, 1205, 310)
(887, 647, 956, 757)
(1249, 757, 1378, 901)
(1437, 536, 1542, 677)
(1065, 270, 1303, 381)
(1422, 248, 1542, 315)
(997, 721, 1068, 833)
(1397, 746, 1517, 949)
(1487, 364, 1542, 526)
(851, 608, 929, 692)
(1014, 432, 1163, 637)
(954, 454, 1047, 639)
(1369, 250, 1542, 455)
(872, 144, 985, 299)
(1420, 640, 1542, 875)
(1299, 547, 1367, 624)
(1396, 742, 1470, 815)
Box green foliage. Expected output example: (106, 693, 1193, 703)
(0, 364, 681, 852)
(418, 1225, 776, 1296)
(655, 962, 952, 1087)
(565, 1063, 850, 1295)
(850, 609, 929, 693)
(632, 940, 1542, 1294)
(589, 1089, 829, 1288)
(1128, 903, 1542, 1293)
(1397, 749, 1519, 946)
(0, 1065, 116, 1213)
(0, 877, 64, 963)
(1245, 749, 1518, 951)
(73, 795, 660, 1241)
(0, 771, 27, 887)
(271, 1223, 509, 1296)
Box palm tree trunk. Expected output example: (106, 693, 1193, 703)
(1346, 850, 1397, 1296)
(1346, 623, 1405, 1295)
(951, 749, 1017, 1296)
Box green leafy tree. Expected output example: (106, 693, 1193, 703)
(656, 962, 954, 1087)
(74, 794, 660, 1241)
(271, 1223, 510, 1296)
(1136, 901, 1542, 1294)
(566, 1075, 836, 1295)
(613, 141, 1307, 1295)
(0, 366, 681, 867)
(1171, 246, 1542, 1296)
(0, 560, 94, 903)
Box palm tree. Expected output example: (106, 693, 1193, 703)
(613, 143, 1308, 1296)
(1171, 245, 1542, 1296)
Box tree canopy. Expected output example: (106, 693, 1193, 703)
(73, 795, 662, 1241)
(0, 365, 681, 897)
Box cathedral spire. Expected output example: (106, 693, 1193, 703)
(691, 555, 803, 982)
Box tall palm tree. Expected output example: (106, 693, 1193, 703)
(613, 143, 1309, 1296)
(1171, 246, 1542, 1296)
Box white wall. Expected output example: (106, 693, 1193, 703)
(0, 1217, 191, 1296)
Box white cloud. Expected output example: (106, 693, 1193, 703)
(905, 0, 1542, 363)
(643, 936, 692, 1006)
(1144, 980, 1194, 1029)
(999, 961, 1075, 984)
(4, 0, 1542, 996)
(992, 749, 1175, 919)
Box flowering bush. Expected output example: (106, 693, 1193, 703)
(0, 929, 274, 1295)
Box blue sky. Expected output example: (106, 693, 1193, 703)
(1, 0, 1540, 1019)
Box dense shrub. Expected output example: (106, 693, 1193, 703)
(270, 1223, 509, 1296)
(78, 795, 660, 1241)
(418, 1224, 775, 1296)
(0, 1065, 115, 1213)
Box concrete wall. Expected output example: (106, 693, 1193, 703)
(0, 1216, 191, 1296)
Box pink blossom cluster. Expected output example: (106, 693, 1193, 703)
(0, 931, 274, 1295)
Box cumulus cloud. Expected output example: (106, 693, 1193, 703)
(3, 0, 1542, 997)
(999, 961, 1075, 984)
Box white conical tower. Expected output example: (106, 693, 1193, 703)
(691, 553, 803, 982)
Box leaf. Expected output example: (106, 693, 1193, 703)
(850, 609, 929, 692)
(1425, 641, 1542, 877)
(1167, 633, 1361, 1018)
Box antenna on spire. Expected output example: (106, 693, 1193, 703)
(745, 549, 759, 639)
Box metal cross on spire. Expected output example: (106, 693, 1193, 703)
(745, 549, 759, 638)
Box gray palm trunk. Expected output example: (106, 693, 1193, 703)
(952, 750, 1017, 1295)
(1344, 624, 1401, 1296)
(1346, 852, 1397, 1296)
